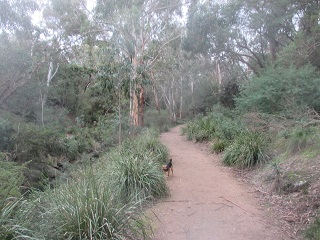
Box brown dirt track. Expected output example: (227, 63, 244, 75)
(149, 125, 290, 240)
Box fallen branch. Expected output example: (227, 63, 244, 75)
(219, 195, 254, 216)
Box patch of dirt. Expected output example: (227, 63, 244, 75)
(149, 125, 292, 240)
(239, 155, 320, 238)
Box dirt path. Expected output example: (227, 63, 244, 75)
(149, 125, 288, 240)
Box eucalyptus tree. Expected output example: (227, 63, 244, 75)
(95, 0, 182, 127)
(184, 0, 297, 75)
(0, 0, 40, 107)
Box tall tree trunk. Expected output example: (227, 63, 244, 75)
(179, 76, 183, 119)
(138, 84, 145, 126)
(151, 72, 160, 114)
(41, 62, 59, 127)
(132, 87, 139, 126)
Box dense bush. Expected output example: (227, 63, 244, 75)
(181, 115, 216, 142)
(15, 125, 64, 162)
(0, 159, 25, 201)
(0, 120, 15, 152)
(236, 65, 320, 114)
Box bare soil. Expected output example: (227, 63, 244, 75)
(149, 125, 291, 240)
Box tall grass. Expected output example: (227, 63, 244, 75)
(108, 129, 169, 202)
(41, 168, 149, 240)
(181, 115, 216, 142)
(223, 131, 269, 168)
(5, 166, 151, 240)
(182, 112, 243, 147)
(1, 128, 168, 239)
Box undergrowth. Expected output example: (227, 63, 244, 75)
(222, 130, 268, 167)
(0, 128, 168, 239)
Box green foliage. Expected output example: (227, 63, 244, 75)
(15, 125, 64, 162)
(305, 218, 320, 240)
(182, 115, 216, 142)
(3, 129, 169, 239)
(182, 110, 243, 145)
(211, 139, 226, 154)
(222, 131, 268, 168)
(48, 65, 95, 115)
(106, 129, 169, 202)
(144, 110, 172, 132)
(236, 65, 320, 114)
(0, 119, 15, 151)
(0, 199, 28, 240)
(120, 129, 169, 164)
(8, 166, 150, 240)
(109, 154, 169, 203)
(40, 170, 149, 240)
(0, 159, 25, 201)
(277, 126, 320, 155)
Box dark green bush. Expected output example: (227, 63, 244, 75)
(0, 159, 25, 201)
(236, 65, 320, 114)
(0, 120, 15, 152)
(15, 125, 64, 162)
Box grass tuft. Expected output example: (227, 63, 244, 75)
(223, 131, 268, 168)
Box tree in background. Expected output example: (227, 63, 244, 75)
(95, 0, 182, 127)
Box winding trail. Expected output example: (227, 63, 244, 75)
(149, 125, 287, 240)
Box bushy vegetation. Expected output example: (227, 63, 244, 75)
(182, 110, 243, 144)
(0, 129, 168, 239)
(182, 115, 216, 142)
(236, 65, 320, 114)
(222, 131, 268, 167)
(144, 109, 172, 132)
(0, 159, 25, 201)
(110, 129, 169, 202)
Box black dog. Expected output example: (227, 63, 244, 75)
(162, 159, 173, 176)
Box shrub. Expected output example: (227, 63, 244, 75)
(108, 129, 169, 202)
(109, 154, 169, 202)
(10, 166, 151, 240)
(0, 119, 15, 152)
(0, 158, 25, 201)
(15, 124, 64, 162)
(211, 139, 226, 154)
(223, 131, 269, 167)
(236, 65, 320, 114)
(275, 125, 320, 156)
(181, 115, 216, 142)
